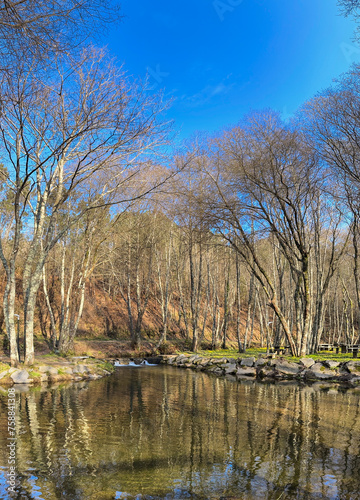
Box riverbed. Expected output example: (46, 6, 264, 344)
(0, 366, 359, 499)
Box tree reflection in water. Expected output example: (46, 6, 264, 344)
(0, 367, 359, 499)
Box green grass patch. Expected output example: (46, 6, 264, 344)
(0, 362, 9, 373)
(196, 348, 268, 359)
(178, 347, 356, 364)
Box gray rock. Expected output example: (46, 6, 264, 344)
(199, 358, 209, 366)
(225, 364, 237, 375)
(10, 369, 30, 384)
(345, 361, 360, 374)
(212, 358, 228, 364)
(227, 358, 237, 364)
(207, 366, 216, 372)
(73, 365, 89, 374)
(38, 366, 58, 375)
(324, 360, 340, 369)
(236, 367, 256, 377)
(306, 363, 338, 380)
(300, 358, 315, 368)
(213, 367, 224, 376)
(273, 360, 300, 376)
(255, 358, 267, 367)
(258, 366, 276, 378)
(241, 357, 256, 367)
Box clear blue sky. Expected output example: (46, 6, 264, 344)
(106, 0, 358, 140)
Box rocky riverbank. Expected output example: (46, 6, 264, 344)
(0, 357, 114, 387)
(161, 354, 360, 385)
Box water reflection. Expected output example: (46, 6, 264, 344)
(0, 368, 359, 499)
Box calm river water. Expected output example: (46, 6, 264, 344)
(0, 366, 359, 499)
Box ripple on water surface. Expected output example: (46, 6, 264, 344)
(0, 366, 359, 499)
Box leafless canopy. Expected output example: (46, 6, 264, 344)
(338, 0, 360, 40)
(0, 0, 121, 64)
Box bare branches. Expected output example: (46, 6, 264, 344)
(0, 0, 121, 67)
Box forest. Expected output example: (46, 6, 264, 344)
(1, 1, 360, 365)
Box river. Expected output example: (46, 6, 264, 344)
(0, 366, 359, 499)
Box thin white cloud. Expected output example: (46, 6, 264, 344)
(180, 79, 235, 107)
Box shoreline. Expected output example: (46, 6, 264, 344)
(160, 354, 360, 386)
(0, 356, 114, 388)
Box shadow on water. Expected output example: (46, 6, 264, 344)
(0, 366, 359, 499)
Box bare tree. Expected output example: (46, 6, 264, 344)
(200, 111, 332, 356)
(0, 0, 121, 67)
(304, 66, 360, 345)
(0, 48, 171, 365)
(338, 1, 360, 40)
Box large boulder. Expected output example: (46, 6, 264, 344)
(324, 360, 340, 369)
(241, 357, 256, 367)
(258, 365, 276, 378)
(236, 366, 256, 377)
(211, 367, 224, 376)
(300, 358, 315, 369)
(226, 358, 236, 364)
(345, 360, 360, 373)
(212, 358, 228, 365)
(306, 363, 338, 380)
(38, 366, 59, 375)
(225, 364, 237, 375)
(11, 370, 30, 384)
(177, 355, 189, 365)
(199, 358, 210, 367)
(273, 360, 301, 377)
(255, 358, 267, 368)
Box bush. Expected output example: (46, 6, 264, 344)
(181, 338, 193, 351)
(201, 341, 215, 350)
(157, 342, 177, 355)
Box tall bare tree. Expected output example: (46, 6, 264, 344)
(0, 48, 170, 365)
(200, 111, 335, 356)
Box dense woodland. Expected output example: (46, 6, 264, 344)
(1, 1, 360, 364)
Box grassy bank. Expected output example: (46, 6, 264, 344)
(190, 347, 358, 364)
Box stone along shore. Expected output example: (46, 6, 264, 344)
(161, 354, 360, 385)
(0, 357, 114, 387)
